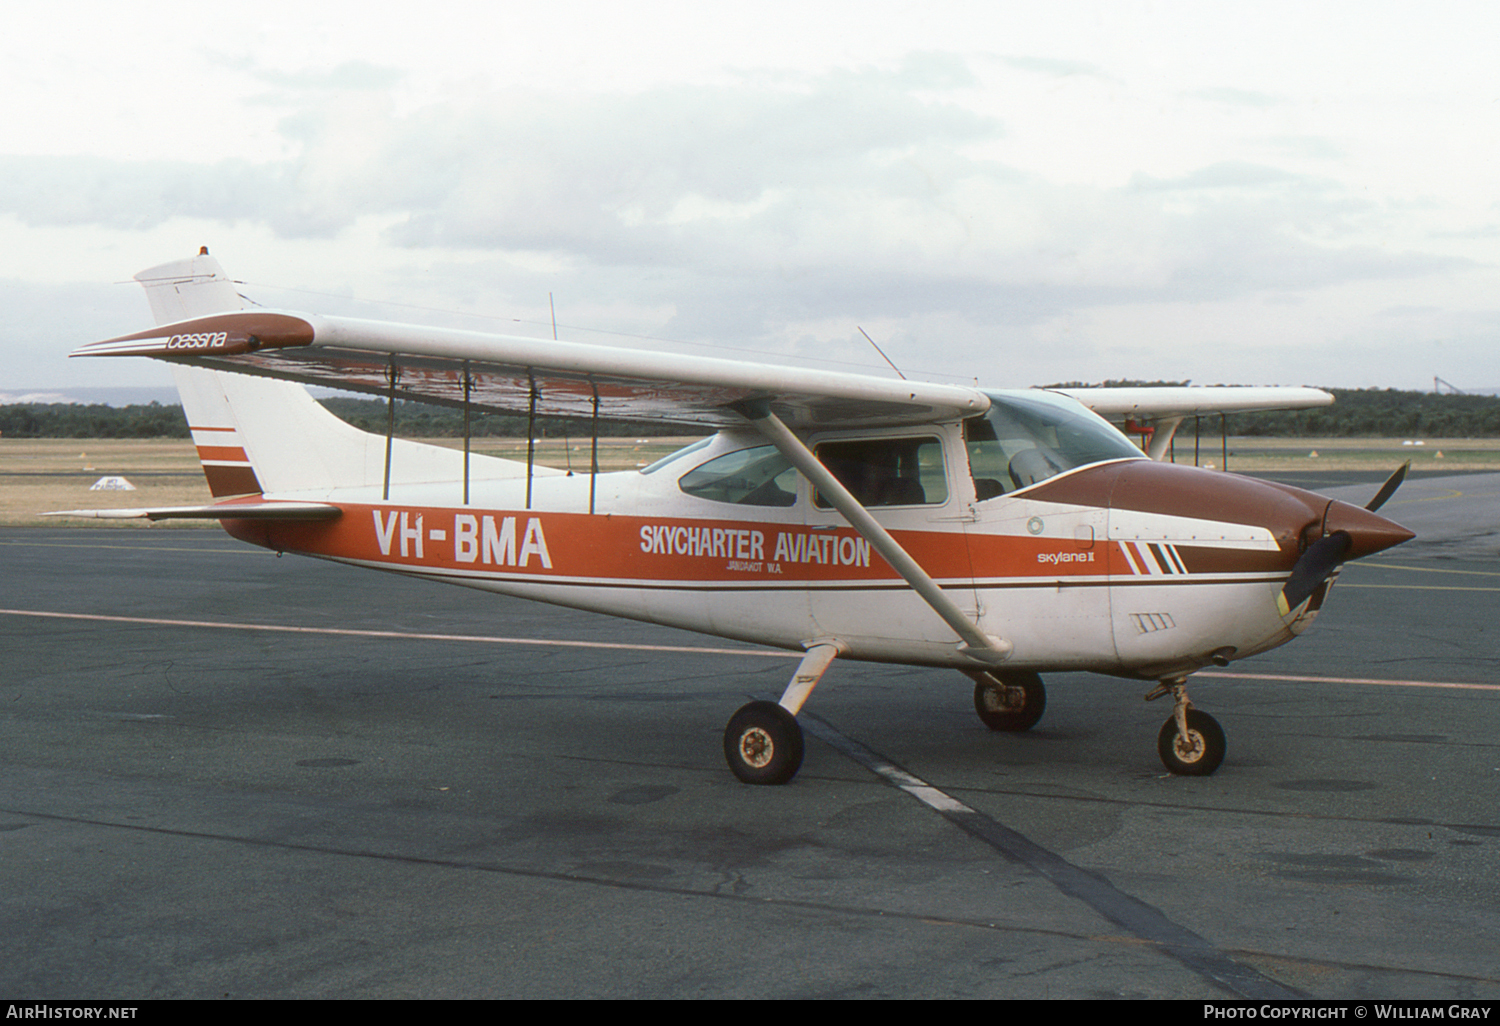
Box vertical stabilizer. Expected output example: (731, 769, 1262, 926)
(139, 251, 497, 499)
(134, 249, 246, 325)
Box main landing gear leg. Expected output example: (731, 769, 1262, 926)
(724, 642, 840, 785)
(1146, 678, 1226, 776)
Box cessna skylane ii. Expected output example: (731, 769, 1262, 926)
(55, 251, 1415, 783)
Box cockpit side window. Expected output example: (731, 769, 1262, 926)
(678, 445, 798, 506)
(812, 437, 947, 508)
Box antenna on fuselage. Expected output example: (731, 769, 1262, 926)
(858, 326, 906, 381)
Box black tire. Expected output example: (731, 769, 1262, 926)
(724, 700, 804, 785)
(972, 671, 1046, 732)
(1157, 708, 1226, 776)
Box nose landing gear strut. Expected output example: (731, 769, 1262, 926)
(1146, 678, 1226, 776)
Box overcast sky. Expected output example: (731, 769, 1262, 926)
(4, 1, 1500, 399)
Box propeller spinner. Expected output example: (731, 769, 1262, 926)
(1278, 463, 1414, 615)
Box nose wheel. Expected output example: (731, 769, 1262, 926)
(1148, 680, 1225, 776)
(1157, 707, 1225, 775)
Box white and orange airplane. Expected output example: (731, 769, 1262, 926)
(55, 250, 1415, 784)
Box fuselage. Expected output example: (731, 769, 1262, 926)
(219, 389, 1413, 682)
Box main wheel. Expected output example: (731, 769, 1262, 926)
(973, 671, 1046, 732)
(724, 700, 804, 785)
(1157, 708, 1226, 776)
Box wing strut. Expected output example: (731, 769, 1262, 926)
(589, 383, 600, 515)
(734, 400, 1012, 665)
(526, 374, 538, 510)
(383, 358, 399, 502)
(462, 362, 473, 506)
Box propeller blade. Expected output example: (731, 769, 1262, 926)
(1366, 460, 1410, 512)
(1278, 531, 1350, 615)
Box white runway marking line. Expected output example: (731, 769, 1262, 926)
(0, 539, 256, 555)
(0, 608, 796, 659)
(3, 607, 1495, 691)
(1200, 670, 1500, 692)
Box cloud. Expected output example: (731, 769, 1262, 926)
(999, 55, 1108, 80)
(0, 155, 283, 232)
(1188, 87, 1285, 108)
(0, 276, 158, 388)
(240, 58, 407, 94)
(0, 56, 1478, 388)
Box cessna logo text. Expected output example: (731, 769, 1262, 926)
(164, 331, 229, 350)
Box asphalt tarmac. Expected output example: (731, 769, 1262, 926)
(2, 471, 1498, 999)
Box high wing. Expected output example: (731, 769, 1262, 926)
(1050, 385, 1334, 460)
(1053, 385, 1334, 418)
(74, 254, 1326, 438)
(74, 309, 989, 431)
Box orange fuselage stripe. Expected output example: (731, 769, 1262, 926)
(220, 502, 1280, 585)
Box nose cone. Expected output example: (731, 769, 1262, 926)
(1323, 499, 1416, 559)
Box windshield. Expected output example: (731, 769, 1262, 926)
(640, 436, 713, 475)
(966, 390, 1143, 497)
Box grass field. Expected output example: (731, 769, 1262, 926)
(1168, 435, 1500, 473)
(0, 436, 698, 527)
(4, 434, 1499, 528)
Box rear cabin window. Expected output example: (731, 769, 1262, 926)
(678, 445, 798, 506)
(812, 437, 947, 508)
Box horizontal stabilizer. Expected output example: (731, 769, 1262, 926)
(44, 501, 343, 522)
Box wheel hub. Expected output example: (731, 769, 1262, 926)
(979, 684, 1025, 714)
(1173, 730, 1206, 762)
(738, 727, 774, 768)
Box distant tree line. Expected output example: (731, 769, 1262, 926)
(6, 387, 1500, 439)
(1231, 388, 1500, 437)
(0, 401, 189, 438)
(0, 397, 668, 440)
